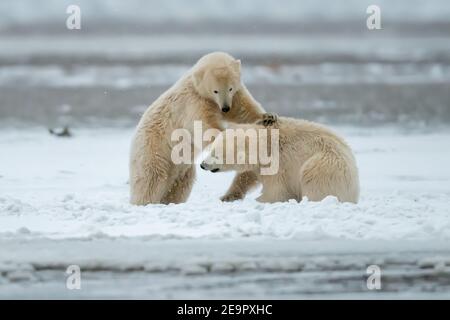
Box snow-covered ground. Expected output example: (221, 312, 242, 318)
(1, 127, 449, 298)
(1, 127, 450, 240)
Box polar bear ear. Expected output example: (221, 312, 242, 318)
(192, 69, 205, 87)
(232, 59, 241, 73)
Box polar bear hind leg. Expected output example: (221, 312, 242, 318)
(130, 169, 170, 205)
(161, 165, 196, 204)
(300, 153, 358, 203)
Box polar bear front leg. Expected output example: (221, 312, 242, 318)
(226, 85, 265, 124)
(256, 187, 291, 203)
(221, 171, 260, 202)
(161, 165, 196, 204)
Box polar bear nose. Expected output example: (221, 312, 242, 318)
(200, 162, 219, 172)
(221, 105, 230, 113)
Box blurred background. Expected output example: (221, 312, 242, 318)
(1, 0, 450, 129)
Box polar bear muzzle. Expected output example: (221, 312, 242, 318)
(221, 105, 230, 113)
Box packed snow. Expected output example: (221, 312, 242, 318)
(1, 237, 450, 299)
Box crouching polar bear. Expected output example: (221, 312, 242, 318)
(201, 117, 360, 203)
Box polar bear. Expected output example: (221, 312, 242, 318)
(200, 116, 360, 203)
(130, 52, 274, 205)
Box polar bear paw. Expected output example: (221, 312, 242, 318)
(220, 192, 244, 202)
(258, 113, 278, 127)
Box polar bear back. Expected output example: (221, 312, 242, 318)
(274, 117, 360, 203)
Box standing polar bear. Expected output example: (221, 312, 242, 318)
(201, 117, 360, 203)
(130, 52, 273, 205)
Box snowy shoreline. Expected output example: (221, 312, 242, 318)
(1, 237, 450, 298)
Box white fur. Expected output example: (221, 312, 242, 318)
(129, 52, 265, 205)
(202, 117, 360, 203)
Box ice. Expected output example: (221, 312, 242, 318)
(2, 63, 450, 88)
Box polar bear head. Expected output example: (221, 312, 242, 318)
(192, 52, 242, 113)
(200, 125, 280, 176)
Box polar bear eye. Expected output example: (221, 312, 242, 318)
(229, 88, 233, 92)
(213, 90, 218, 94)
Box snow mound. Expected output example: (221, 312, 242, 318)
(0, 191, 449, 241)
